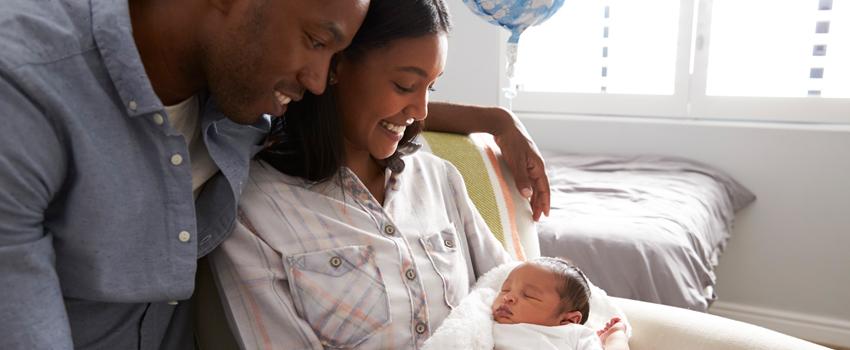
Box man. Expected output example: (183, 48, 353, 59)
(0, 0, 549, 348)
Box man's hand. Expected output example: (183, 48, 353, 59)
(491, 107, 550, 221)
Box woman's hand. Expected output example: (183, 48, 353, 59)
(490, 107, 550, 221)
(425, 102, 551, 221)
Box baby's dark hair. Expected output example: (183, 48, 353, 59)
(528, 257, 591, 325)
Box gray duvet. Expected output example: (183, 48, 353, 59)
(537, 153, 755, 311)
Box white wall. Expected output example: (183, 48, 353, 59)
(437, 0, 850, 346)
(431, 0, 502, 106)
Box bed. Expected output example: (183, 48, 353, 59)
(536, 152, 756, 311)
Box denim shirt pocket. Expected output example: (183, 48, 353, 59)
(285, 245, 391, 349)
(420, 227, 470, 308)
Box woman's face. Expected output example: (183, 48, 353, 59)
(335, 33, 448, 161)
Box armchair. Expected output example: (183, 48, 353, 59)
(420, 131, 829, 350)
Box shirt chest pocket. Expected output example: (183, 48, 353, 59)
(285, 245, 391, 348)
(420, 227, 470, 308)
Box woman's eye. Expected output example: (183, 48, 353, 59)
(428, 84, 437, 92)
(393, 82, 414, 93)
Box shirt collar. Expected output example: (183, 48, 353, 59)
(91, 0, 163, 118)
(381, 140, 422, 174)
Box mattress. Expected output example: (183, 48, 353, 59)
(537, 153, 755, 311)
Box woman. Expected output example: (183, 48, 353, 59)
(210, 0, 628, 348)
(211, 0, 511, 348)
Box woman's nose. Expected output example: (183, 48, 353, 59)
(404, 91, 430, 121)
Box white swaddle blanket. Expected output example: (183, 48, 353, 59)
(493, 323, 602, 350)
(422, 262, 630, 350)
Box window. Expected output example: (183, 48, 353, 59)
(511, 0, 850, 123)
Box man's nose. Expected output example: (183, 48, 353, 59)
(298, 59, 330, 95)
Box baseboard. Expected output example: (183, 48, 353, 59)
(710, 301, 850, 348)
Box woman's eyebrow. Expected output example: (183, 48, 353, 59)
(396, 66, 428, 78)
(395, 66, 445, 79)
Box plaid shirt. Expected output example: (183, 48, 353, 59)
(211, 152, 512, 349)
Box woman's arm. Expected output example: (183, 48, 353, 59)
(209, 216, 323, 350)
(426, 102, 550, 221)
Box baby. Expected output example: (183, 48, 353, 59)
(491, 257, 628, 350)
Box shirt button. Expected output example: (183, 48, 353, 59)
(128, 100, 137, 111)
(405, 268, 416, 281)
(170, 154, 183, 166)
(152, 113, 164, 125)
(178, 231, 191, 242)
(167, 300, 178, 306)
(329, 256, 342, 268)
(415, 322, 427, 334)
(444, 239, 455, 248)
(383, 225, 396, 236)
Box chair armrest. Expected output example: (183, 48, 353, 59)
(612, 297, 829, 350)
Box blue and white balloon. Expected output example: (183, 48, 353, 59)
(462, 0, 566, 44)
(461, 0, 566, 103)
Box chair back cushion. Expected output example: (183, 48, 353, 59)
(419, 132, 540, 260)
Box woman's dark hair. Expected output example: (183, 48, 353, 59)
(528, 257, 592, 325)
(259, 0, 451, 182)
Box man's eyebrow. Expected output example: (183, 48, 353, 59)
(320, 21, 345, 44)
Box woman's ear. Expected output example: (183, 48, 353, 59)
(329, 55, 342, 85)
(559, 310, 583, 325)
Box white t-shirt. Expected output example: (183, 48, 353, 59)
(493, 323, 603, 350)
(164, 96, 219, 198)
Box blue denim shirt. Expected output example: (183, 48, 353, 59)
(0, 0, 268, 349)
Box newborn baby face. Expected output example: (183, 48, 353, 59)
(491, 263, 566, 326)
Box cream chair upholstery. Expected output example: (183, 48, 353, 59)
(420, 131, 830, 350)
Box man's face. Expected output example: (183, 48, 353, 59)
(201, 0, 368, 124)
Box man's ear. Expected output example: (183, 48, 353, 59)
(208, 0, 240, 15)
(559, 310, 583, 325)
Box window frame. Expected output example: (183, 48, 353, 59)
(505, 0, 850, 124)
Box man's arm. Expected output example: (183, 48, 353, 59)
(0, 76, 74, 349)
(426, 101, 550, 221)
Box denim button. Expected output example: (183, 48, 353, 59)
(178, 231, 191, 243)
(170, 154, 183, 166)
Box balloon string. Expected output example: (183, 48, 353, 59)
(503, 42, 519, 110)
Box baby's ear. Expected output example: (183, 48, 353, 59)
(560, 311, 583, 325)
